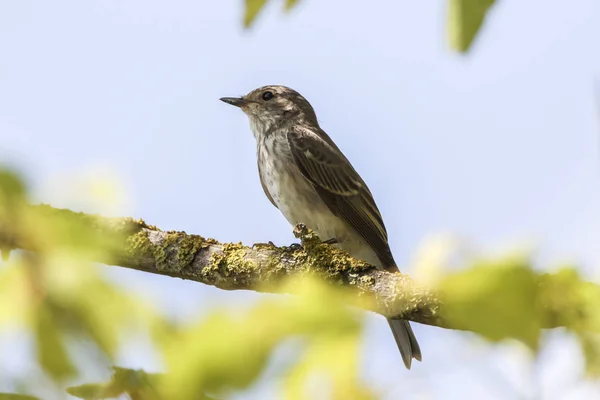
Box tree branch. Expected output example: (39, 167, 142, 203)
(0, 204, 595, 333)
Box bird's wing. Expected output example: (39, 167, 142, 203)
(287, 126, 396, 268)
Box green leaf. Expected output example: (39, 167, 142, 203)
(43, 264, 164, 361)
(0, 394, 40, 400)
(75, 278, 162, 357)
(578, 332, 600, 377)
(0, 168, 27, 206)
(0, 168, 27, 259)
(447, 0, 496, 53)
(59, 280, 128, 358)
(542, 269, 600, 376)
(25, 205, 129, 261)
(284, 0, 299, 11)
(244, 0, 268, 28)
(440, 256, 542, 348)
(537, 267, 600, 336)
(67, 367, 162, 400)
(1, 248, 11, 261)
(0, 264, 28, 327)
(35, 304, 76, 381)
(161, 278, 365, 400)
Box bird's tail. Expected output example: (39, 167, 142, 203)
(387, 318, 421, 369)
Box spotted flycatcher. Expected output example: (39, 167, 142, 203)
(220, 85, 421, 369)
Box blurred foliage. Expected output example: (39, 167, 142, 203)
(0, 167, 373, 399)
(244, 0, 301, 28)
(242, 0, 496, 53)
(244, 0, 269, 28)
(447, 0, 496, 52)
(159, 277, 372, 400)
(1, 164, 600, 400)
(65, 278, 373, 400)
(436, 256, 600, 376)
(0, 394, 40, 400)
(439, 255, 543, 348)
(0, 169, 27, 261)
(540, 269, 600, 376)
(0, 167, 165, 397)
(67, 367, 163, 400)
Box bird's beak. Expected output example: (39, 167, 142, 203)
(220, 97, 249, 107)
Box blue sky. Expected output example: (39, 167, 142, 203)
(1, 0, 600, 398)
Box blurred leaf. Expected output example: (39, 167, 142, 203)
(66, 277, 161, 358)
(578, 332, 600, 377)
(0, 263, 29, 327)
(440, 256, 542, 348)
(0, 168, 27, 260)
(0, 171, 166, 389)
(447, 0, 496, 53)
(22, 206, 128, 262)
(284, 0, 299, 11)
(0, 394, 40, 400)
(161, 277, 368, 399)
(538, 268, 600, 332)
(67, 367, 162, 400)
(285, 335, 373, 400)
(244, 0, 268, 28)
(1, 249, 11, 261)
(41, 257, 165, 361)
(543, 269, 600, 376)
(48, 266, 126, 357)
(35, 303, 77, 381)
(0, 168, 27, 206)
(162, 311, 276, 399)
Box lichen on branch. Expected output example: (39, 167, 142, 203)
(1, 203, 599, 338)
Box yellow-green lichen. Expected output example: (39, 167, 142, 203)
(126, 223, 375, 288)
(154, 231, 206, 273)
(126, 229, 206, 273)
(153, 231, 177, 271)
(126, 229, 155, 263)
(174, 233, 204, 269)
(353, 274, 376, 286)
(206, 242, 258, 278)
(284, 224, 375, 285)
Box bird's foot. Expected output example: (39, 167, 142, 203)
(287, 242, 303, 251)
(290, 224, 338, 252)
(292, 223, 311, 239)
(291, 223, 323, 249)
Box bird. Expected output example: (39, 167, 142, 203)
(220, 85, 421, 369)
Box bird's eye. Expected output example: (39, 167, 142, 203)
(262, 91, 274, 101)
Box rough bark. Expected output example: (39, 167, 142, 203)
(0, 204, 591, 332)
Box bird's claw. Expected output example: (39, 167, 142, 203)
(292, 223, 310, 239)
(287, 242, 303, 251)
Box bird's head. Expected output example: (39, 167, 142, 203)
(220, 85, 318, 136)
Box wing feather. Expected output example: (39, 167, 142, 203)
(287, 126, 395, 268)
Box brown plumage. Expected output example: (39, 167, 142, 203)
(221, 85, 421, 369)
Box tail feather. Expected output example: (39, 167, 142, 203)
(387, 318, 421, 369)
